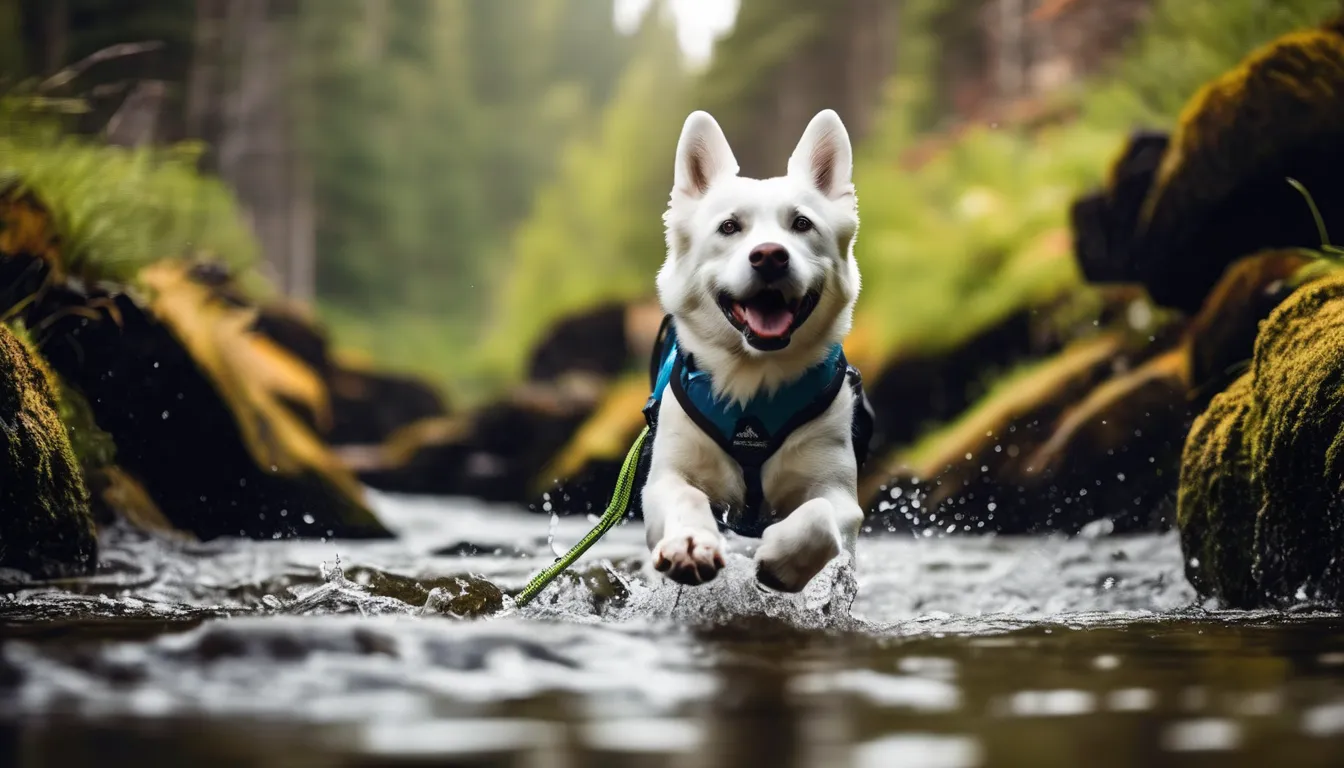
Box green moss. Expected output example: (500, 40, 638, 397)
(1178, 270, 1344, 605)
(1132, 25, 1344, 310)
(1246, 270, 1344, 601)
(0, 323, 95, 578)
(1177, 373, 1259, 606)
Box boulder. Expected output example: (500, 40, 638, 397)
(1178, 270, 1344, 605)
(32, 264, 389, 540)
(0, 324, 95, 578)
(1107, 24, 1344, 311)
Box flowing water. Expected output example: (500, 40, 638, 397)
(3, 492, 1344, 767)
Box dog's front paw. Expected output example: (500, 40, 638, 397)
(754, 501, 842, 592)
(653, 529, 725, 585)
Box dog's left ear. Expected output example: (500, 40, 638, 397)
(787, 110, 853, 201)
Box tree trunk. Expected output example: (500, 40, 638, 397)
(186, 0, 314, 300)
(42, 0, 66, 73)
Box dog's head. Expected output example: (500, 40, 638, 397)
(658, 109, 860, 389)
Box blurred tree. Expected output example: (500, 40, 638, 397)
(17, 0, 195, 138)
(297, 0, 634, 319)
(697, 0, 897, 177)
(482, 7, 685, 378)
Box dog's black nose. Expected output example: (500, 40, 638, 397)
(749, 243, 789, 283)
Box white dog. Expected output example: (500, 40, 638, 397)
(637, 109, 868, 593)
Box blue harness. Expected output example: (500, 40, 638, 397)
(632, 316, 873, 537)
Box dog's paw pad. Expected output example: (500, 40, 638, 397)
(653, 530, 725, 586)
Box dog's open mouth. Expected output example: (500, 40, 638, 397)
(717, 289, 820, 350)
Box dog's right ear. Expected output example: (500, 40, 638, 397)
(673, 111, 738, 199)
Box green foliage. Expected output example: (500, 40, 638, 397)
(853, 123, 1120, 357)
(296, 0, 631, 312)
(297, 0, 636, 396)
(1086, 0, 1344, 127)
(0, 129, 257, 283)
(478, 15, 686, 384)
(847, 0, 1344, 361)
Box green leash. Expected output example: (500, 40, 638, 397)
(514, 427, 650, 607)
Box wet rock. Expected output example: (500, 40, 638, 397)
(1177, 374, 1259, 606)
(1185, 250, 1315, 399)
(0, 323, 96, 578)
(1020, 349, 1192, 533)
(1246, 271, 1344, 602)
(351, 301, 664, 503)
(1179, 271, 1344, 606)
(1070, 130, 1171, 285)
(864, 332, 1147, 533)
(343, 565, 504, 617)
(862, 288, 1163, 460)
(1107, 24, 1344, 311)
(355, 375, 605, 502)
(32, 265, 388, 540)
(252, 303, 450, 446)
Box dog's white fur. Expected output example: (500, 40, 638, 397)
(643, 109, 863, 592)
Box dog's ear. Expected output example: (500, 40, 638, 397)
(673, 111, 738, 199)
(788, 110, 853, 201)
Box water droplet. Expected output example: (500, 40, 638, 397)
(161, 410, 169, 420)
(548, 512, 564, 557)
(302, 513, 315, 525)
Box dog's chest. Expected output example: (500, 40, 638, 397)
(655, 383, 858, 531)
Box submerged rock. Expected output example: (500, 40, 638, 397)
(0, 324, 95, 578)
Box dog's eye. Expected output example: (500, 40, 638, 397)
(718, 219, 739, 236)
(791, 215, 813, 233)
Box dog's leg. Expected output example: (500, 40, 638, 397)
(643, 475, 726, 585)
(755, 487, 863, 593)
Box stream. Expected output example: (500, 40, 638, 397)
(3, 492, 1344, 766)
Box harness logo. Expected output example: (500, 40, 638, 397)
(732, 422, 769, 451)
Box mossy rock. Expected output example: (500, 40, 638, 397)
(0, 324, 95, 578)
(1176, 373, 1259, 606)
(1247, 270, 1344, 602)
(31, 266, 388, 541)
(1185, 250, 1315, 397)
(863, 332, 1146, 533)
(1022, 349, 1192, 532)
(1131, 24, 1344, 311)
(1070, 130, 1171, 285)
(1178, 270, 1344, 605)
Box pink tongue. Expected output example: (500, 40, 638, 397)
(743, 305, 794, 338)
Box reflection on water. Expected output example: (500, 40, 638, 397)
(3, 491, 1344, 767)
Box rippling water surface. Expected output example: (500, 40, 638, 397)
(4, 492, 1344, 767)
